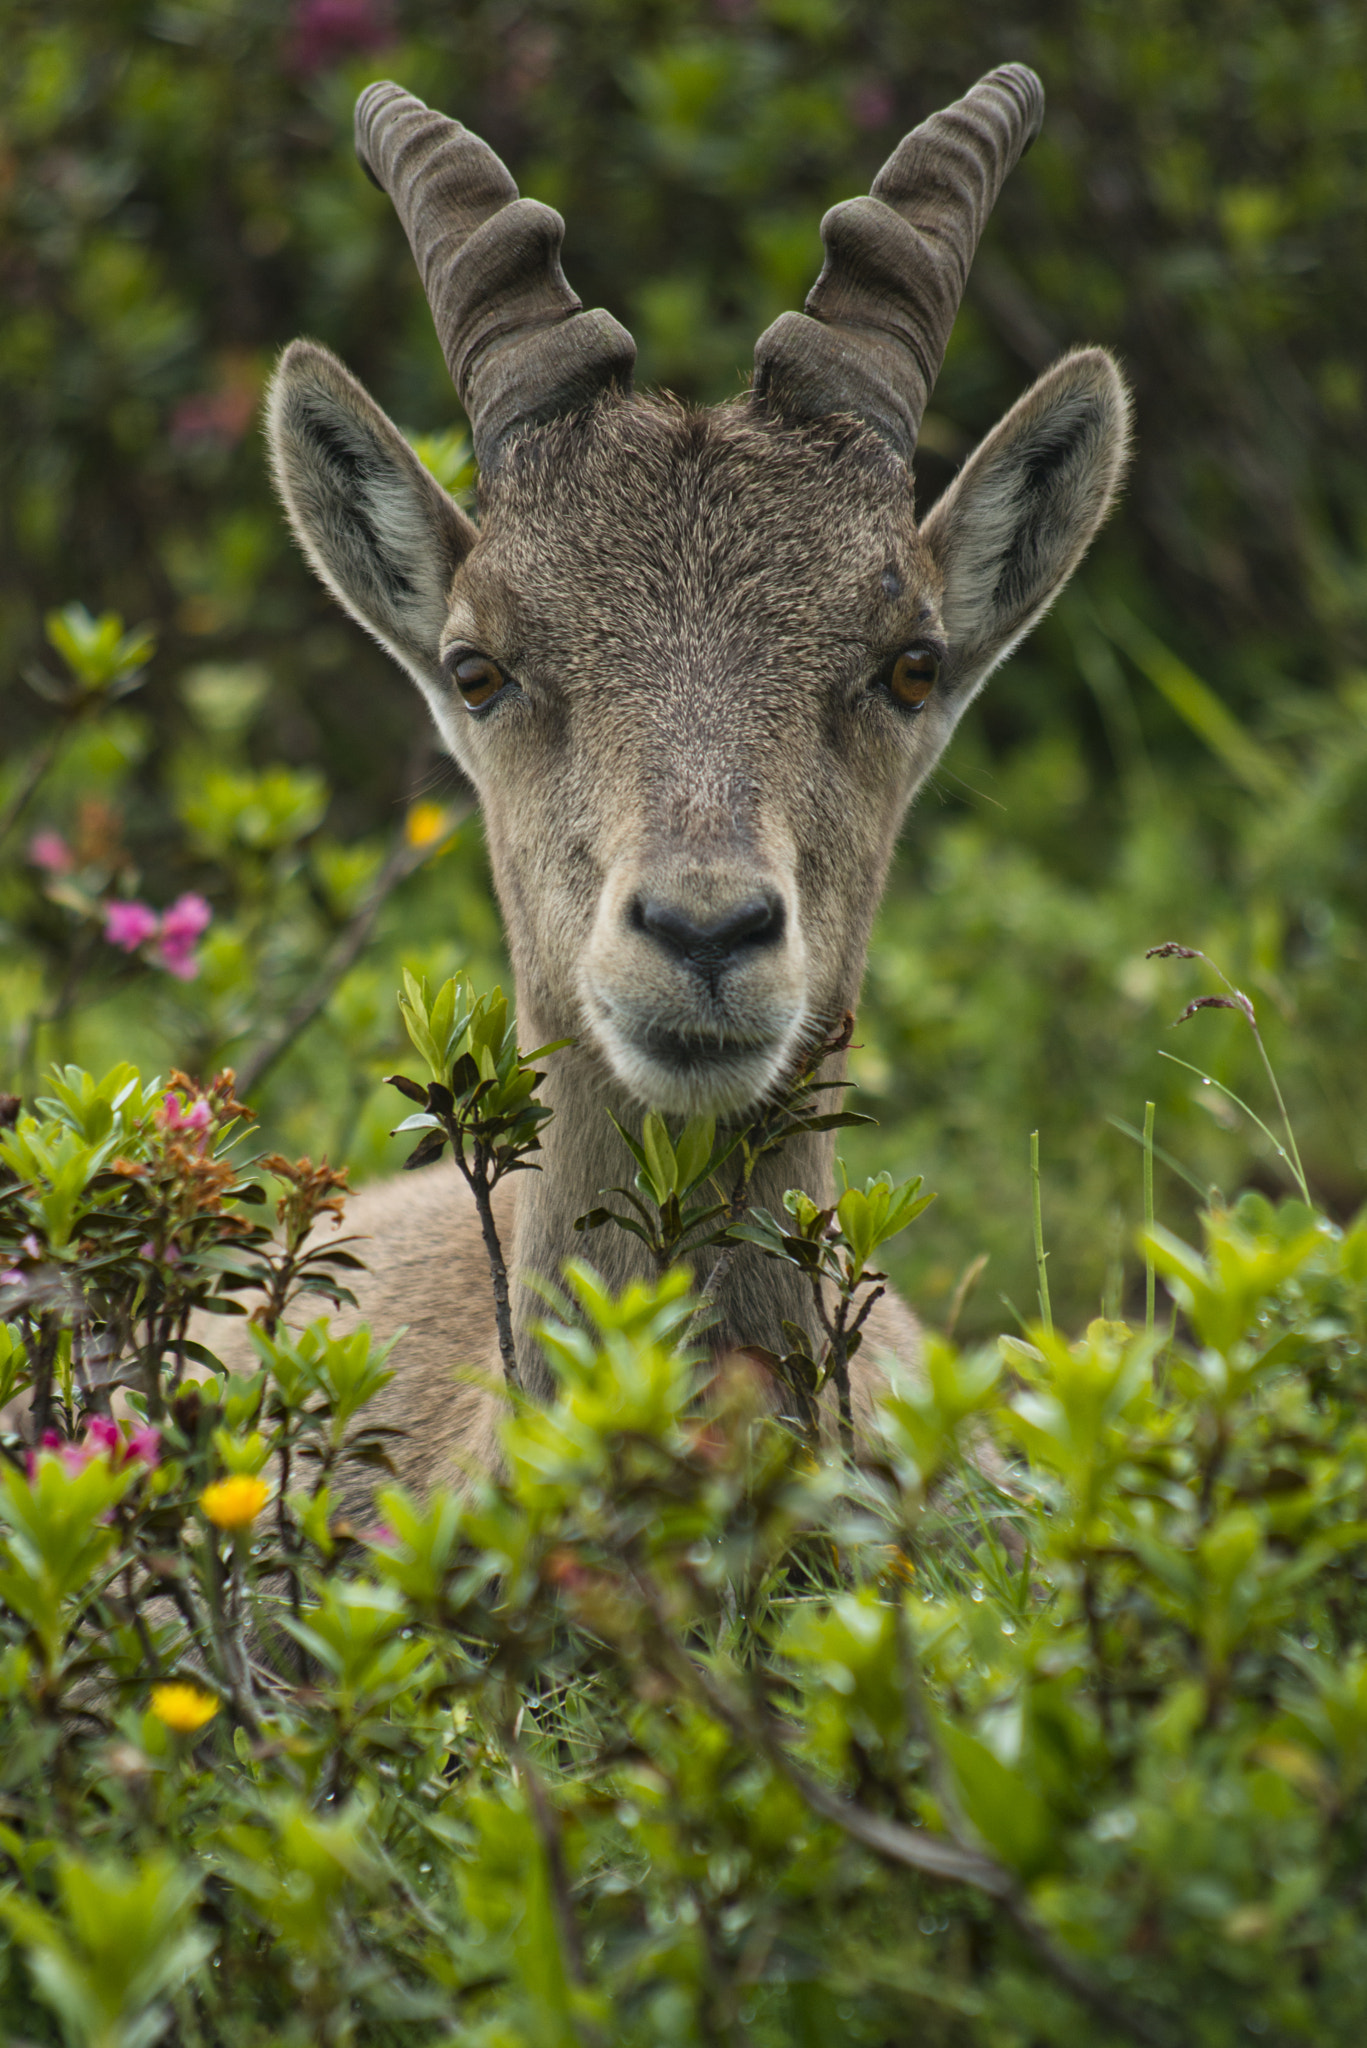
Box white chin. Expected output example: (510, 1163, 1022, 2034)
(598, 1024, 797, 1117)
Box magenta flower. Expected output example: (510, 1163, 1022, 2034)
(3, 1236, 42, 1288)
(27, 1416, 163, 1480)
(160, 893, 212, 943)
(103, 892, 212, 978)
(170, 387, 257, 452)
(105, 900, 160, 952)
(37, 1429, 98, 1477)
(289, 0, 393, 76)
(158, 945, 196, 982)
(28, 831, 74, 874)
(155, 893, 212, 979)
(125, 1424, 162, 1469)
(159, 1092, 211, 1136)
(849, 80, 895, 131)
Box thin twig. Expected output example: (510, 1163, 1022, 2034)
(235, 816, 468, 1099)
(514, 1745, 590, 1990)
(458, 1140, 522, 1395)
(630, 1565, 1171, 2048)
(0, 730, 64, 852)
(202, 1531, 261, 1738)
(679, 1245, 738, 1353)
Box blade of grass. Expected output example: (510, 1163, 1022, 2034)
(1106, 1115, 1208, 1201)
(1031, 1131, 1052, 1337)
(1143, 1101, 1155, 1338)
(1156, 1051, 1307, 1198)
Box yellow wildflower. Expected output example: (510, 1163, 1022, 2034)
(150, 1682, 219, 1734)
(404, 801, 451, 850)
(200, 1473, 269, 1530)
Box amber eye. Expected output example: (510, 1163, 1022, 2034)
(889, 647, 939, 710)
(448, 653, 506, 710)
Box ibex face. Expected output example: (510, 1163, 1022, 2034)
(436, 404, 946, 1116)
(269, 67, 1129, 1127)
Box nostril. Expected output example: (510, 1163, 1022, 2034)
(632, 891, 786, 971)
(721, 893, 785, 951)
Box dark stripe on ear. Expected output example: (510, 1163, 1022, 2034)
(991, 396, 1107, 614)
(289, 399, 420, 603)
(266, 339, 478, 691)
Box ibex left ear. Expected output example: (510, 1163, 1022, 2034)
(920, 347, 1131, 697)
(266, 339, 477, 695)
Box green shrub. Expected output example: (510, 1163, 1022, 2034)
(1, 1037, 1366, 2044)
(5, 0, 1367, 1332)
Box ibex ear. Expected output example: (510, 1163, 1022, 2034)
(266, 339, 477, 691)
(920, 348, 1130, 696)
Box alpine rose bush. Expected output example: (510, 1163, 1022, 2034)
(1, 1044, 1366, 2045)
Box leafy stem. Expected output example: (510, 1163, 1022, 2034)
(386, 970, 569, 1395)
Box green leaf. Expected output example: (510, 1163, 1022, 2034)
(935, 1718, 1058, 1878)
(640, 1111, 676, 1202)
(673, 1114, 716, 1192)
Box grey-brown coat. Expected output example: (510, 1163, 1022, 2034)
(246, 65, 1131, 1492)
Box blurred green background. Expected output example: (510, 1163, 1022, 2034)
(2, 0, 1365, 1337)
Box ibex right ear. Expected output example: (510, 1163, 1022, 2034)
(920, 348, 1131, 699)
(266, 340, 477, 691)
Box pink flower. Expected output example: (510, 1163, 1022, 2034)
(27, 1416, 162, 1479)
(125, 1424, 162, 1469)
(155, 940, 200, 980)
(103, 893, 212, 979)
(155, 892, 212, 980)
(170, 388, 257, 452)
(289, 0, 393, 76)
(37, 1429, 97, 1476)
(5, 1232, 43, 1282)
(137, 1238, 183, 1264)
(362, 1522, 398, 1547)
(159, 1093, 211, 1135)
(105, 900, 160, 953)
(849, 80, 895, 131)
(160, 894, 212, 942)
(28, 831, 74, 874)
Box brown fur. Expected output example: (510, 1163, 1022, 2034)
(284, 1165, 918, 1506)
(256, 304, 1129, 1493)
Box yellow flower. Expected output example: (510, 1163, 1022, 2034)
(199, 1474, 269, 1530)
(150, 1682, 219, 1734)
(404, 801, 451, 850)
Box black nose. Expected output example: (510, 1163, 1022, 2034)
(631, 891, 786, 974)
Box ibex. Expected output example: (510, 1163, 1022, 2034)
(259, 64, 1130, 1487)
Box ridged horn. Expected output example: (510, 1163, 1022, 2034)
(752, 64, 1044, 460)
(355, 82, 636, 470)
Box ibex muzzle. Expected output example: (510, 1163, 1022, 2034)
(264, 65, 1131, 1433)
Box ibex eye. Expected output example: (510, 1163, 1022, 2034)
(447, 653, 507, 711)
(889, 647, 939, 710)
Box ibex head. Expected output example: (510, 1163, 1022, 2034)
(269, 68, 1129, 1120)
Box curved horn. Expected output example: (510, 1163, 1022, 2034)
(355, 82, 636, 470)
(752, 64, 1044, 460)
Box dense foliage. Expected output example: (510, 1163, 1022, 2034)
(2, 0, 1366, 1329)
(2, 1039, 1367, 2044)
(3, 6, 1367, 2036)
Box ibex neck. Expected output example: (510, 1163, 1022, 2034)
(506, 1038, 840, 1402)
